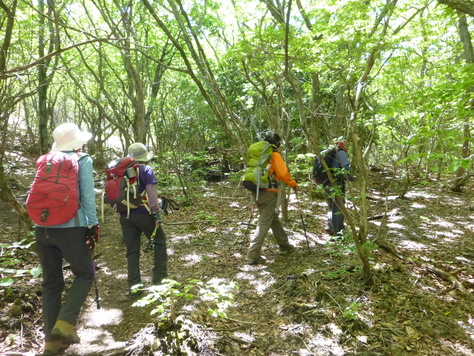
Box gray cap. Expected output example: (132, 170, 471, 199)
(128, 143, 154, 162)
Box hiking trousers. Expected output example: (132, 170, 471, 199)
(247, 190, 291, 260)
(120, 213, 168, 287)
(323, 182, 346, 235)
(35, 227, 94, 342)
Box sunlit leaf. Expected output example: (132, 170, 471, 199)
(30, 267, 42, 278)
(0, 278, 14, 287)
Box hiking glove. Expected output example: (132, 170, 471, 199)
(86, 224, 100, 250)
(154, 211, 162, 223)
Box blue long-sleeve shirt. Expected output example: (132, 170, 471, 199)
(334, 150, 351, 171)
(328, 149, 353, 182)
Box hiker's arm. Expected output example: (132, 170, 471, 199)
(145, 183, 161, 213)
(79, 156, 99, 226)
(146, 184, 162, 226)
(140, 165, 160, 213)
(336, 150, 353, 181)
(271, 152, 297, 188)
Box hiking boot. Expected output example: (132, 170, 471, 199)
(38, 340, 63, 356)
(129, 289, 145, 300)
(325, 226, 334, 235)
(246, 256, 266, 265)
(279, 246, 295, 255)
(51, 320, 80, 344)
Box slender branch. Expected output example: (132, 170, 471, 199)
(0, 37, 120, 79)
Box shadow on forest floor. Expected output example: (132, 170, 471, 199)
(1, 168, 474, 355)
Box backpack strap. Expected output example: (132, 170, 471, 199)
(70, 152, 90, 226)
(255, 142, 272, 201)
(135, 164, 152, 215)
(124, 163, 140, 218)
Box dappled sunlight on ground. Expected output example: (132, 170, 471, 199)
(291, 230, 319, 248)
(85, 307, 124, 327)
(89, 177, 474, 354)
(232, 331, 256, 343)
(229, 201, 241, 208)
(307, 330, 345, 356)
(406, 191, 438, 199)
(181, 253, 202, 266)
(67, 305, 127, 354)
(458, 317, 474, 341)
(235, 266, 277, 295)
(170, 233, 194, 243)
(425, 217, 455, 228)
(235, 271, 257, 281)
(2, 171, 474, 355)
(386, 222, 406, 230)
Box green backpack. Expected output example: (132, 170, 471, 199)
(242, 141, 275, 194)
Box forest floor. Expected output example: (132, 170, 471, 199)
(1, 161, 474, 355)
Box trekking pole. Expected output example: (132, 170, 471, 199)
(145, 225, 158, 252)
(295, 189, 310, 249)
(240, 201, 256, 251)
(93, 257, 101, 309)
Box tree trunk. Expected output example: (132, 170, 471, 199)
(0, 123, 33, 233)
(141, 0, 247, 149)
(38, 0, 49, 154)
(451, 12, 472, 192)
(0, 0, 32, 232)
(438, 0, 474, 17)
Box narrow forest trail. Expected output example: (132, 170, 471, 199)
(1, 171, 474, 355)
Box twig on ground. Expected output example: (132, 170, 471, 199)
(164, 220, 237, 225)
(423, 264, 468, 294)
(377, 241, 469, 294)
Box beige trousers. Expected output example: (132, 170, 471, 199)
(247, 190, 291, 260)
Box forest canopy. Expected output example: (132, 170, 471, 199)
(1, 1, 474, 354)
(0, 0, 473, 242)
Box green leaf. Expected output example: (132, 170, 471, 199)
(0, 278, 14, 287)
(30, 267, 42, 278)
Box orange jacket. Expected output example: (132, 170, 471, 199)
(266, 151, 297, 192)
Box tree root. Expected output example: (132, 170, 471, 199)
(422, 264, 468, 294)
(376, 240, 470, 295)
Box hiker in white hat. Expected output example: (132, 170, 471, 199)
(34, 122, 99, 355)
(51, 123, 92, 152)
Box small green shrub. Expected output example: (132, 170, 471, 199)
(133, 278, 238, 322)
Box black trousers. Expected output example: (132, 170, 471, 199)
(120, 213, 168, 287)
(323, 182, 346, 235)
(35, 226, 93, 341)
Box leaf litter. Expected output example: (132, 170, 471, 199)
(0, 170, 473, 355)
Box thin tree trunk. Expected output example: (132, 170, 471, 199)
(141, 0, 246, 149)
(0, 0, 32, 231)
(452, 12, 472, 192)
(38, 0, 49, 154)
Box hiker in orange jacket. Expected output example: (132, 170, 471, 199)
(246, 132, 297, 264)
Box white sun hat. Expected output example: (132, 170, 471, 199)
(128, 143, 154, 162)
(51, 123, 92, 152)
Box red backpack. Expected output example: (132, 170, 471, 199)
(26, 152, 85, 225)
(103, 157, 146, 215)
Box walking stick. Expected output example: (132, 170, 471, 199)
(145, 225, 159, 252)
(93, 258, 101, 309)
(295, 189, 310, 249)
(240, 202, 255, 251)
